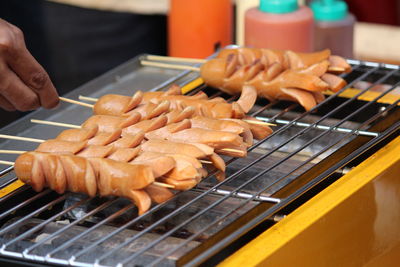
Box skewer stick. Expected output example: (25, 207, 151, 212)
(216, 148, 246, 157)
(219, 148, 243, 153)
(327, 67, 346, 72)
(59, 97, 94, 108)
(243, 119, 276, 127)
(154, 181, 175, 189)
(142, 59, 343, 74)
(199, 160, 212, 164)
(31, 119, 81, 129)
(146, 55, 207, 64)
(79, 96, 98, 102)
(0, 160, 14, 166)
(146, 55, 346, 73)
(0, 134, 44, 143)
(141, 60, 201, 72)
(0, 149, 26, 154)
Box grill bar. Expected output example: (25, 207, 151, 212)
(67, 196, 186, 262)
(23, 198, 119, 256)
(45, 203, 135, 258)
(249, 100, 278, 116)
(269, 103, 299, 121)
(258, 117, 379, 137)
(0, 189, 52, 221)
(0, 166, 13, 177)
(92, 66, 396, 265)
(191, 187, 281, 203)
(0, 194, 69, 250)
(4, 196, 90, 248)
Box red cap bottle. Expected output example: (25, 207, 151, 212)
(245, 0, 314, 52)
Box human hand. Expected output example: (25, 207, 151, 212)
(0, 19, 59, 111)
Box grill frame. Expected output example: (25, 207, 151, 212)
(0, 54, 398, 266)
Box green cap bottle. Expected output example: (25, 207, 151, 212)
(311, 0, 355, 57)
(260, 0, 299, 14)
(310, 0, 348, 21)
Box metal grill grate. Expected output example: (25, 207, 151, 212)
(0, 56, 399, 267)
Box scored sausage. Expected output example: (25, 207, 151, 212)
(216, 47, 351, 72)
(14, 152, 155, 214)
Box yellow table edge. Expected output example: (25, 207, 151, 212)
(181, 77, 204, 95)
(0, 179, 24, 198)
(219, 135, 400, 267)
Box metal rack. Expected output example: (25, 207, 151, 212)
(0, 56, 399, 266)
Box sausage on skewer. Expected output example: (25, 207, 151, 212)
(14, 152, 154, 214)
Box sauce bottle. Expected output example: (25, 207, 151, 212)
(311, 0, 355, 58)
(168, 0, 233, 58)
(245, 0, 314, 52)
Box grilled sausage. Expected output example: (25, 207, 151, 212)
(217, 47, 350, 72)
(93, 91, 246, 119)
(36, 139, 87, 154)
(14, 152, 155, 214)
(93, 91, 142, 116)
(56, 127, 98, 142)
(144, 184, 174, 204)
(200, 56, 331, 111)
(141, 139, 212, 159)
(131, 151, 176, 178)
(166, 128, 245, 150)
(122, 115, 168, 136)
(81, 113, 141, 133)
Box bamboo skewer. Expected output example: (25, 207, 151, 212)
(0, 149, 26, 154)
(154, 182, 175, 189)
(327, 66, 346, 72)
(0, 160, 14, 166)
(31, 119, 81, 129)
(78, 96, 98, 102)
(146, 55, 207, 64)
(143, 56, 346, 73)
(141, 60, 201, 72)
(0, 134, 44, 143)
(59, 97, 94, 108)
(243, 119, 276, 126)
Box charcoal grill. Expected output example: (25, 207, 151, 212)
(0, 51, 399, 266)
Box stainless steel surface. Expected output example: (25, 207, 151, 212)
(0, 53, 398, 266)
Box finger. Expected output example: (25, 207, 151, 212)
(0, 94, 16, 111)
(4, 26, 59, 109)
(0, 64, 40, 112)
